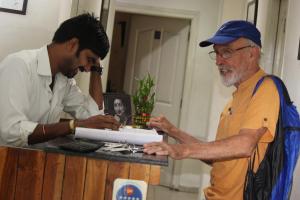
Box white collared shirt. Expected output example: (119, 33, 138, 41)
(0, 46, 102, 146)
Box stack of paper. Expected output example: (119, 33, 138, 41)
(75, 127, 163, 145)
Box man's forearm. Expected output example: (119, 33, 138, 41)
(89, 72, 103, 110)
(169, 128, 212, 165)
(28, 114, 121, 145)
(185, 130, 262, 161)
(28, 121, 72, 145)
(170, 127, 202, 144)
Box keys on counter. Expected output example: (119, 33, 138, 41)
(101, 142, 144, 154)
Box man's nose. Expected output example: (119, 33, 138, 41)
(216, 54, 225, 66)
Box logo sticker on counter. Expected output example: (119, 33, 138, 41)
(112, 178, 148, 200)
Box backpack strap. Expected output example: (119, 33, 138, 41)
(252, 75, 292, 105)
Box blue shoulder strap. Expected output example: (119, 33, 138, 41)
(252, 75, 292, 107)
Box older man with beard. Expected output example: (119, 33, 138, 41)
(143, 20, 280, 200)
(0, 13, 120, 147)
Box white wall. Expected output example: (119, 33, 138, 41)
(280, 0, 300, 198)
(0, 0, 72, 61)
(78, 0, 102, 14)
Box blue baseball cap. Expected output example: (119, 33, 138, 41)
(199, 20, 261, 47)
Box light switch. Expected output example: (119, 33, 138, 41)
(154, 31, 161, 40)
(298, 38, 300, 60)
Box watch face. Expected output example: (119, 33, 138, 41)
(78, 66, 103, 75)
(91, 65, 103, 75)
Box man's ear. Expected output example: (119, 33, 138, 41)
(249, 46, 259, 60)
(66, 38, 79, 54)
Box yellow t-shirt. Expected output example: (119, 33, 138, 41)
(204, 69, 280, 200)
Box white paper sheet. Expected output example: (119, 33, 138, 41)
(75, 127, 163, 145)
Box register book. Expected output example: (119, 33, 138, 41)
(75, 127, 163, 145)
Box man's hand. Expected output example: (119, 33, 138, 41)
(148, 115, 176, 134)
(143, 142, 189, 160)
(76, 114, 120, 130)
(148, 115, 200, 144)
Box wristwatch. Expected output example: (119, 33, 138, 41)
(91, 65, 103, 75)
(78, 65, 103, 76)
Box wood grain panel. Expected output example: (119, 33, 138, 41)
(62, 155, 87, 200)
(0, 147, 19, 200)
(42, 153, 66, 200)
(129, 163, 150, 182)
(0, 147, 7, 179)
(104, 161, 130, 200)
(149, 165, 161, 185)
(0, 147, 162, 199)
(83, 159, 108, 200)
(14, 149, 46, 200)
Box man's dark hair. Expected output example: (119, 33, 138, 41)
(52, 13, 109, 59)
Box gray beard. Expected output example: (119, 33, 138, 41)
(220, 70, 242, 87)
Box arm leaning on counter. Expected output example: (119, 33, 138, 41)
(143, 115, 267, 165)
(28, 115, 119, 145)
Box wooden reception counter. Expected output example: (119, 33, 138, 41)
(0, 136, 167, 200)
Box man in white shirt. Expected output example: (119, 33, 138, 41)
(0, 13, 119, 147)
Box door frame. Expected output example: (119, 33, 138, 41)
(272, 0, 288, 77)
(102, 0, 200, 188)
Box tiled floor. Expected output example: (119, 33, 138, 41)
(147, 185, 198, 200)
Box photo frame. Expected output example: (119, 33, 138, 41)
(246, 0, 258, 25)
(0, 0, 28, 15)
(103, 93, 132, 125)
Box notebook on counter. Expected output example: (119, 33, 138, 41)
(75, 126, 162, 145)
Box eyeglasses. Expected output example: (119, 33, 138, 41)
(208, 45, 253, 60)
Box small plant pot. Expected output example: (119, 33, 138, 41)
(132, 113, 151, 129)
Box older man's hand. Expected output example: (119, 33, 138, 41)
(148, 115, 176, 135)
(143, 142, 189, 160)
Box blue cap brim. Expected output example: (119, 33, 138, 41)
(199, 35, 237, 47)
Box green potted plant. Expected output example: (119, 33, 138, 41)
(132, 73, 155, 128)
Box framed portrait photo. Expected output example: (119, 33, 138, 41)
(0, 0, 28, 15)
(246, 0, 258, 25)
(103, 93, 132, 125)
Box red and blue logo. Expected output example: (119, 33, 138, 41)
(116, 184, 143, 200)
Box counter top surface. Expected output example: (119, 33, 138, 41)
(28, 135, 168, 166)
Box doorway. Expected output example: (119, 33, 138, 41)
(107, 12, 190, 127)
(106, 11, 191, 186)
